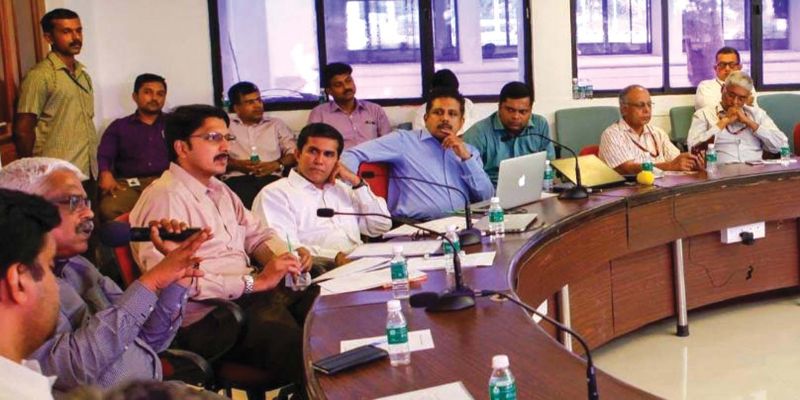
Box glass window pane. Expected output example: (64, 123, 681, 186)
(667, 0, 750, 88)
(762, 0, 799, 84)
(435, 0, 527, 96)
(217, 1, 320, 103)
(575, 0, 661, 90)
(324, 0, 422, 99)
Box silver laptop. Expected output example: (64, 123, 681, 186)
(473, 151, 548, 211)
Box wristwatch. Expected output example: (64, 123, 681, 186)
(352, 177, 368, 190)
(242, 274, 255, 295)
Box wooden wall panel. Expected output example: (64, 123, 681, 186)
(567, 261, 614, 352)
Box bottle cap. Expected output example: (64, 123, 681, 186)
(393, 245, 404, 255)
(490, 196, 500, 204)
(492, 354, 510, 369)
(387, 299, 402, 311)
(708, 143, 715, 149)
(545, 159, 551, 166)
(447, 224, 457, 233)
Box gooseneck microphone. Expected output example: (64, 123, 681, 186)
(476, 289, 600, 400)
(316, 208, 475, 312)
(98, 221, 201, 247)
(358, 171, 482, 246)
(501, 132, 589, 200)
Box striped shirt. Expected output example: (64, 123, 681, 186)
(17, 52, 97, 177)
(599, 119, 680, 169)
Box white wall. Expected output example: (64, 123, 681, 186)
(44, 0, 795, 139)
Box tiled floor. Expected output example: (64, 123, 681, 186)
(593, 294, 800, 400)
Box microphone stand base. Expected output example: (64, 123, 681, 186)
(426, 287, 476, 312)
(458, 228, 482, 246)
(558, 186, 590, 200)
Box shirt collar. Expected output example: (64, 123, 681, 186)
(617, 118, 653, 137)
(328, 99, 364, 114)
(47, 51, 85, 76)
(287, 168, 330, 192)
(490, 111, 534, 134)
(419, 128, 438, 143)
(230, 113, 271, 126)
(0, 356, 56, 389)
(127, 111, 164, 125)
(168, 163, 226, 201)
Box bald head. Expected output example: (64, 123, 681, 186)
(619, 85, 652, 133)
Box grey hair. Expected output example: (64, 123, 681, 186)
(724, 71, 753, 92)
(0, 157, 86, 195)
(618, 84, 646, 106)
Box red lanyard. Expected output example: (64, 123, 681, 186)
(626, 125, 660, 158)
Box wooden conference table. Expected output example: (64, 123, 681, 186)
(304, 161, 800, 399)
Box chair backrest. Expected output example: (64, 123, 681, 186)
(555, 106, 620, 156)
(794, 123, 800, 155)
(112, 213, 141, 287)
(757, 93, 800, 151)
(669, 105, 695, 145)
(579, 145, 600, 156)
(357, 162, 390, 200)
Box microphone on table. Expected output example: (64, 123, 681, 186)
(358, 171, 482, 246)
(316, 208, 475, 312)
(98, 221, 202, 247)
(500, 132, 589, 200)
(475, 289, 600, 400)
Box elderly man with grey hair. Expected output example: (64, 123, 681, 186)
(0, 157, 208, 393)
(688, 71, 787, 164)
(599, 84, 704, 174)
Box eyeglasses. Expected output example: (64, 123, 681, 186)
(52, 195, 91, 213)
(716, 62, 740, 69)
(624, 101, 654, 109)
(723, 90, 749, 103)
(189, 132, 237, 143)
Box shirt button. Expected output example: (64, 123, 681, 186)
(148, 306, 154, 311)
(124, 345, 129, 351)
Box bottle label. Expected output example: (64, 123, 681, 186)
(442, 240, 461, 255)
(489, 210, 505, 223)
(489, 382, 517, 400)
(706, 152, 717, 163)
(544, 169, 554, 179)
(250, 154, 260, 163)
(641, 161, 654, 172)
(386, 326, 408, 345)
(390, 261, 408, 280)
(781, 147, 790, 158)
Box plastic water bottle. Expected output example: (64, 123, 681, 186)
(706, 143, 717, 176)
(386, 299, 410, 366)
(488, 197, 505, 237)
(543, 160, 554, 192)
(442, 224, 461, 288)
(780, 145, 791, 166)
(390, 245, 409, 299)
(249, 146, 260, 163)
(577, 78, 586, 99)
(585, 79, 594, 99)
(571, 78, 579, 100)
(489, 354, 517, 400)
(318, 87, 328, 104)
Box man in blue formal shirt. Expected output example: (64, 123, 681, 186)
(341, 88, 493, 220)
(463, 81, 554, 186)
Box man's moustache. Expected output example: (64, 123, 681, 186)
(77, 219, 94, 235)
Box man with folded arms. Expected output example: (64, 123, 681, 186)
(131, 104, 314, 387)
(0, 157, 207, 392)
(253, 123, 391, 267)
(341, 88, 493, 221)
(0, 189, 61, 399)
(600, 85, 704, 174)
(688, 72, 787, 164)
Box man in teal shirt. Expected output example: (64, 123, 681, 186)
(463, 81, 555, 185)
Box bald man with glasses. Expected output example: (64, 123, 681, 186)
(600, 85, 704, 175)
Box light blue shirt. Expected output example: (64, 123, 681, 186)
(341, 129, 494, 220)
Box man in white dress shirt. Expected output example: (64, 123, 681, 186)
(694, 47, 756, 110)
(688, 71, 787, 164)
(0, 189, 61, 400)
(253, 123, 391, 267)
(599, 85, 703, 174)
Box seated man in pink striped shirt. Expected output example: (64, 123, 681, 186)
(599, 85, 704, 175)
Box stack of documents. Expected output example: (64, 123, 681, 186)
(382, 217, 476, 238)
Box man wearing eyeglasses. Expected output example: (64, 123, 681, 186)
(600, 85, 704, 174)
(688, 71, 787, 164)
(694, 47, 757, 110)
(130, 104, 316, 388)
(0, 157, 209, 392)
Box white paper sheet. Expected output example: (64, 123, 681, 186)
(383, 217, 474, 238)
(375, 382, 474, 400)
(348, 240, 442, 258)
(311, 257, 390, 283)
(339, 329, 435, 353)
(406, 251, 496, 271)
(318, 267, 426, 296)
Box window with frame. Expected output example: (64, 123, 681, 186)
(211, 0, 532, 107)
(572, 0, 800, 92)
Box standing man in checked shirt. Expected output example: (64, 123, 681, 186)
(0, 157, 208, 392)
(308, 62, 392, 148)
(14, 9, 98, 184)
